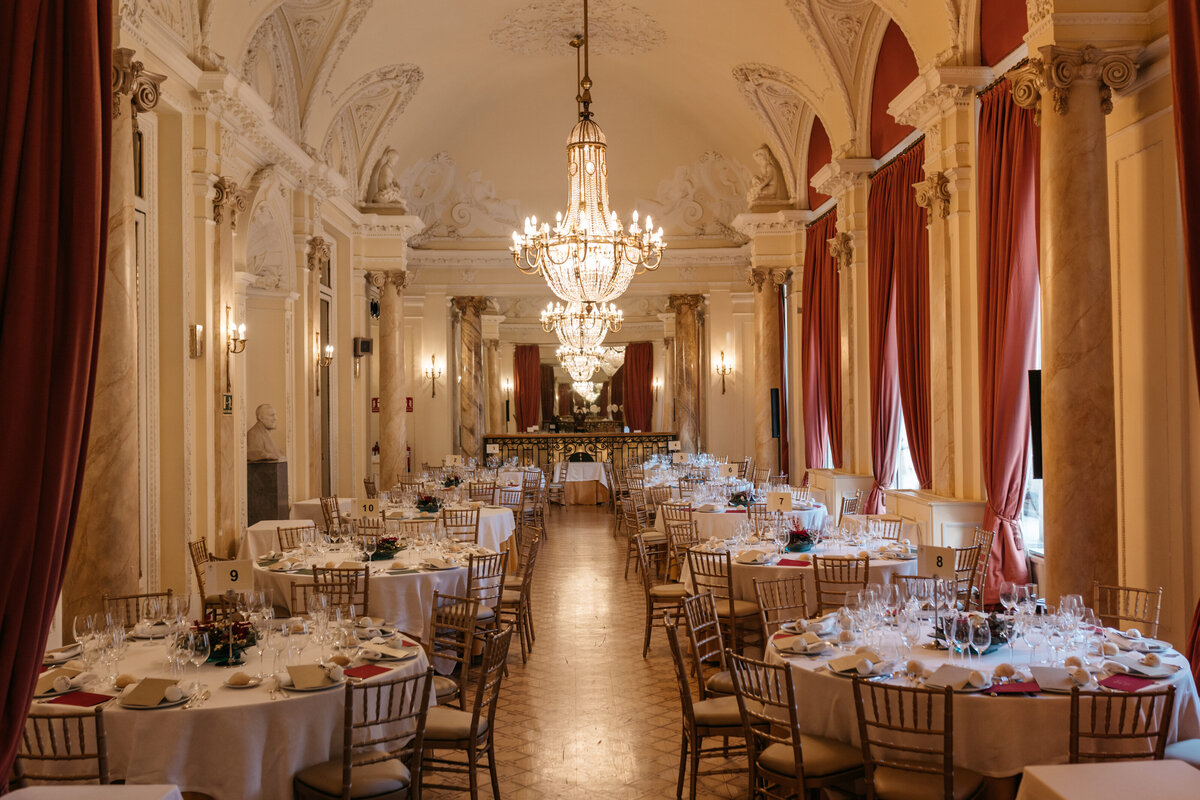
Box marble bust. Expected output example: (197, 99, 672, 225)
(368, 147, 407, 209)
(246, 403, 285, 462)
(747, 144, 790, 210)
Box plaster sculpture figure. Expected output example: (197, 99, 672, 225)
(368, 147, 408, 209)
(246, 403, 285, 462)
(746, 144, 790, 209)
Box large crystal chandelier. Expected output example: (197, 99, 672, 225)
(541, 301, 622, 351)
(597, 345, 625, 377)
(572, 381, 602, 404)
(557, 345, 603, 383)
(511, 0, 665, 305)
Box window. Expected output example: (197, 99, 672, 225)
(1021, 305, 1044, 553)
(892, 412, 920, 491)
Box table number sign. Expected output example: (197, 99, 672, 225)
(443, 454, 464, 467)
(206, 560, 252, 593)
(671, 452, 690, 464)
(719, 463, 738, 478)
(359, 498, 379, 516)
(668, 441, 682, 451)
(485, 444, 500, 454)
(917, 545, 956, 580)
(766, 491, 793, 512)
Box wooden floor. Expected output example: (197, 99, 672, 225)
(425, 503, 745, 799)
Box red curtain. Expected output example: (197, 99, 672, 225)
(0, 0, 111, 778)
(776, 284, 790, 478)
(539, 364, 555, 423)
(513, 344, 541, 432)
(1170, 0, 1200, 680)
(599, 381, 609, 415)
(977, 80, 1038, 604)
(557, 383, 571, 416)
(802, 211, 842, 475)
(623, 341, 653, 432)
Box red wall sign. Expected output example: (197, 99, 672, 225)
(371, 397, 380, 413)
(406, 397, 414, 413)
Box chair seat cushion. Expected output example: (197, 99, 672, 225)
(448, 602, 495, 621)
(1165, 738, 1200, 767)
(432, 675, 459, 699)
(693, 695, 761, 728)
(639, 531, 667, 543)
(705, 670, 735, 696)
(870, 764, 983, 800)
(757, 736, 861, 779)
(714, 599, 761, 618)
(649, 582, 689, 600)
(295, 756, 411, 798)
(424, 705, 488, 742)
(501, 588, 522, 605)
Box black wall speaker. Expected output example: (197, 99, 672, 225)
(770, 388, 781, 438)
(1029, 369, 1042, 480)
(353, 337, 373, 357)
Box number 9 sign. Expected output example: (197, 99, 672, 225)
(207, 560, 251, 593)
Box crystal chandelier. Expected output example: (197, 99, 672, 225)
(541, 301, 622, 351)
(597, 345, 625, 377)
(557, 344, 603, 383)
(572, 381, 602, 404)
(511, 0, 665, 305)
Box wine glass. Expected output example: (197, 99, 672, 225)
(951, 616, 972, 665)
(288, 620, 310, 665)
(1021, 613, 1046, 665)
(969, 617, 991, 667)
(773, 524, 788, 558)
(1000, 581, 1019, 617)
(363, 535, 377, 563)
(250, 609, 273, 678)
(897, 609, 921, 662)
(186, 630, 210, 695)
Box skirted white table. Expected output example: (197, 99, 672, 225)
(29, 638, 432, 799)
(244, 518, 314, 561)
(842, 513, 922, 543)
(656, 502, 829, 543)
(496, 468, 544, 490)
(1016, 761, 1200, 800)
(765, 628, 1200, 778)
(557, 462, 610, 505)
(291, 497, 352, 530)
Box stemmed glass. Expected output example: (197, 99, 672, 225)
(363, 535, 377, 564)
(897, 609, 921, 663)
(288, 620, 310, 665)
(999, 581, 1019, 660)
(249, 608, 274, 678)
(773, 523, 788, 559)
(73, 613, 98, 666)
(950, 616, 972, 665)
(969, 617, 991, 667)
(1021, 612, 1046, 665)
(185, 630, 210, 695)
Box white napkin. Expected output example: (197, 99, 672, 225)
(799, 613, 837, 635)
(925, 665, 988, 691)
(424, 557, 458, 569)
(696, 503, 723, 513)
(735, 549, 768, 565)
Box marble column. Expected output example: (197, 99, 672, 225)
(212, 176, 245, 557)
(669, 295, 703, 452)
(307, 237, 331, 495)
(485, 339, 503, 434)
(369, 270, 412, 487)
(1011, 46, 1138, 601)
(454, 297, 488, 461)
(65, 49, 164, 621)
(748, 268, 791, 476)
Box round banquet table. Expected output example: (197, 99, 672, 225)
(382, 505, 516, 555)
(655, 501, 829, 543)
(678, 540, 917, 607)
(496, 468, 544, 490)
(30, 637, 432, 799)
(290, 496, 352, 529)
(764, 627, 1200, 777)
(244, 518, 315, 561)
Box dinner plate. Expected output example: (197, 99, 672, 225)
(356, 627, 397, 640)
(41, 646, 82, 666)
(34, 682, 84, 699)
(362, 648, 420, 663)
(922, 677, 992, 693)
(282, 677, 348, 693)
(828, 664, 892, 679)
(119, 694, 190, 710)
(223, 676, 264, 689)
(421, 562, 460, 571)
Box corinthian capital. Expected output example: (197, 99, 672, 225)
(112, 47, 165, 128)
(212, 176, 246, 230)
(668, 294, 703, 314)
(452, 296, 490, 317)
(307, 236, 331, 272)
(368, 270, 413, 295)
(913, 172, 951, 219)
(829, 232, 853, 273)
(746, 268, 792, 292)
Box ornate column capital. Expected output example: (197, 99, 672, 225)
(212, 176, 246, 230)
(451, 296, 490, 317)
(306, 236, 330, 271)
(889, 66, 993, 130)
(1008, 46, 1139, 124)
(746, 267, 793, 292)
(810, 158, 875, 202)
(829, 232, 854, 273)
(913, 172, 952, 219)
(667, 294, 704, 314)
(112, 47, 165, 128)
(368, 270, 413, 295)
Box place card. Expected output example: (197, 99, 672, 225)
(668, 440, 682, 451)
(443, 455, 464, 467)
(718, 464, 738, 478)
(359, 498, 379, 516)
(485, 444, 500, 454)
(344, 664, 390, 680)
(47, 691, 114, 707)
(206, 559, 251, 593)
(671, 452, 689, 464)
(287, 664, 332, 690)
(35, 667, 80, 695)
(1099, 674, 1155, 692)
(766, 491, 792, 512)
(122, 677, 178, 708)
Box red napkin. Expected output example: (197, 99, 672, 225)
(400, 639, 419, 648)
(725, 509, 746, 514)
(777, 558, 811, 567)
(1099, 674, 1155, 692)
(344, 664, 390, 680)
(47, 692, 113, 707)
(985, 681, 1040, 695)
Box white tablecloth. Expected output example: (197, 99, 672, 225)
(30, 639, 431, 799)
(8, 788, 183, 800)
(656, 503, 829, 542)
(842, 513, 921, 543)
(291, 497, 352, 529)
(678, 541, 917, 609)
(765, 629, 1200, 777)
(1016, 761, 1200, 800)
(383, 506, 516, 555)
(497, 469, 544, 489)
(245, 519, 314, 561)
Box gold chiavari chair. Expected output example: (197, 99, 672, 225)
(289, 582, 317, 616)
(852, 679, 985, 800)
(1093, 581, 1164, 637)
(468, 481, 497, 503)
(734, 458, 751, 479)
(465, 553, 506, 638)
(952, 545, 982, 609)
(355, 516, 384, 536)
(875, 517, 903, 542)
(312, 566, 370, 617)
(753, 577, 808, 639)
(811, 556, 870, 614)
(679, 591, 735, 699)
(1070, 685, 1176, 762)
(729, 653, 862, 799)
(659, 501, 697, 573)
(441, 507, 481, 545)
(418, 591, 481, 710)
(625, 488, 668, 578)
(967, 527, 995, 611)
(362, 476, 378, 499)
(187, 539, 225, 616)
(398, 518, 437, 541)
(751, 466, 771, 485)
(747, 504, 779, 538)
(276, 525, 313, 551)
(293, 669, 433, 800)
(634, 533, 688, 658)
(15, 707, 110, 787)
(396, 475, 423, 493)
(500, 532, 543, 662)
(320, 496, 350, 533)
(101, 590, 174, 630)
(545, 462, 566, 506)
(685, 551, 762, 653)
(837, 492, 863, 525)
(648, 485, 673, 521)
(678, 475, 703, 496)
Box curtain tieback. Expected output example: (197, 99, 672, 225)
(986, 503, 1026, 551)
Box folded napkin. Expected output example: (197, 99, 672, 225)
(344, 664, 390, 680)
(47, 691, 113, 707)
(775, 632, 829, 655)
(696, 503, 723, 513)
(423, 557, 458, 569)
(287, 664, 332, 690)
(1099, 674, 1155, 692)
(42, 643, 82, 664)
(1105, 654, 1179, 678)
(269, 559, 296, 572)
(735, 549, 768, 565)
(925, 665, 988, 691)
(36, 667, 82, 696)
(122, 677, 179, 708)
(985, 681, 1041, 695)
(777, 558, 811, 568)
(357, 617, 385, 628)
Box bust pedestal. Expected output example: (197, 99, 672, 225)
(247, 461, 288, 526)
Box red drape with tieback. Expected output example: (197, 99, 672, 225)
(0, 0, 111, 779)
(513, 344, 541, 432)
(623, 342, 654, 432)
(977, 80, 1038, 605)
(1170, 0, 1200, 680)
(802, 211, 842, 478)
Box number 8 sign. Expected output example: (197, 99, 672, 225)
(918, 545, 955, 580)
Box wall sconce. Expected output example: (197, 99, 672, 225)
(188, 324, 204, 359)
(424, 355, 444, 397)
(316, 333, 334, 368)
(652, 377, 663, 399)
(715, 350, 733, 395)
(225, 306, 247, 354)
(502, 378, 513, 396)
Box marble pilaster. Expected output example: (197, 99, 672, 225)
(453, 297, 488, 461)
(669, 295, 703, 452)
(485, 340, 503, 434)
(212, 176, 245, 557)
(369, 270, 412, 487)
(1011, 46, 1139, 601)
(747, 268, 791, 475)
(65, 49, 164, 621)
(307, 237, 331, 496)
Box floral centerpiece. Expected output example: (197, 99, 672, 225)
(930, 611, 1009, 654)
(195, 618, 256, 666)
(416, 494, 443, 513)
(728, 490, 757, 508)
(371, 536, 403, 561)
(785, 523, 818, 553)
(443, 475, 462, 488)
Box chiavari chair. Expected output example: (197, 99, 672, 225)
(101, 589, 174, 630)
(811, 555, 870, 614)
(362, 476, 378, 499)
(187, 539, 225, 616)
(545, 462, 566, 505)
(659, 501, 698, 574)
(837, 491, 863, 525)
(1093, 581, 1164, 637)
(747, 504, 779, 537)
(753, 577, 808, 639)
(312, 566, 370, 617)
(289, 582, 317, 616)
(967, 527, 995, 611)
(1070, 685, 1176, 762)
(499, 532, 543, 662)
(276, 525, 313, 551)
(686, 550, 762, 653)
(417, 591, 481, 710)
(952, 544, 982, 609)
(465, 553, 506, 638)
(440, 506, 481, 545)
(625, 488, 668, 578)
(634, 533, 687, 657)
(468, 481, 497, 503)
(678, 591, 735, 700)
(875, 517, 903, 542)
(15, 707, 110, 787)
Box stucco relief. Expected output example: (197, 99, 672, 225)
(397, 152, 522, 244)
(636, 152, 752, 242)
(491, 1, 666, 56)
(733, 64, 821, 203)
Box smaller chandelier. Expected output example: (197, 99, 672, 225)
(541, 301, 622, 351)
(572, 381, 601, 404)
(596, 345, 625, 377)
(557, 344, 603, 383)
